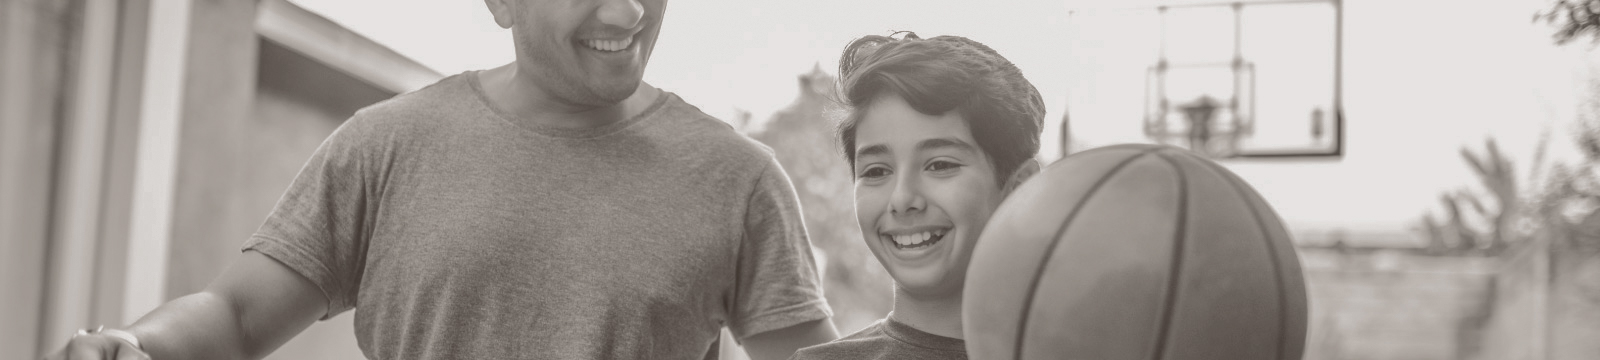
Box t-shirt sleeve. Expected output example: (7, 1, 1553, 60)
(241, 118, 379, 320)
(728, 158, 834, 340)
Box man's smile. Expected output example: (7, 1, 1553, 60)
(581, 37, 635, 52)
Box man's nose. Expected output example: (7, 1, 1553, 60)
(597, 0, 644, 30)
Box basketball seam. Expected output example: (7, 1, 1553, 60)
(1011, 147, 1158, 360)
(1149, 150, 1190, 360)
(1195, 158, 1292, 360)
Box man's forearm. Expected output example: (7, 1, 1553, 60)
(115, 251, 328, 360)
(743, 318, 840, 360)
(125, 292, 254, 360)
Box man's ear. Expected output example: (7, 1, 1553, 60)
(1001, 158, 1041, 197)
(484, 0, 515, 29)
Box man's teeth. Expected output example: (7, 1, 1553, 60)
(583, 38, 633, 52)
(889, 230, 946, 247)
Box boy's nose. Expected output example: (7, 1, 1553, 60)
(888, 175, 925, 215)
(596, 0, 644, 30)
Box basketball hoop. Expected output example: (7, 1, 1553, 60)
(1144, 3, 1257, 158)
(1132, 0, 1343, 159)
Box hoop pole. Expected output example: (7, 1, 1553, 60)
(1332, 0, 1344, 157)
(1068, 0, 1335, 12)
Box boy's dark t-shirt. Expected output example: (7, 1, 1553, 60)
(789, 318, 967, 360)
(242, 72, 830, 359)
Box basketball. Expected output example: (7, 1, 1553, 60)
(962, 144, 1307, 360)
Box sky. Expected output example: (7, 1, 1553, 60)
(287, 0, 1077, 153)
(288, 0, 1595, 244)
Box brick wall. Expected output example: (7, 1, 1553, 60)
(1298, 247, 1498, 360)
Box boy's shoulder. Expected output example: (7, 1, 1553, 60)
(788, 319, 967, 360)
(789, 320, 894, 360)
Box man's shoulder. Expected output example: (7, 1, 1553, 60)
(653, 92, 778, 162)
(337, 73, 478, 139)
(352, 73, 475, 122)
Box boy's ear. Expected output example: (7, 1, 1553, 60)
(484, 0, 515, 29)
(1001, 158, 1041, 197)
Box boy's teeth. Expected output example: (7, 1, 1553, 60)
(889, 231, 941, 247)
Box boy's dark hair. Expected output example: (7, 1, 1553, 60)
(836, 31, 1045, 184)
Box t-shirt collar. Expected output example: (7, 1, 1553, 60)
(466, 70, 672, 140)
(883, 317, 967, 352)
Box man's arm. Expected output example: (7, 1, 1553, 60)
(48, 251, 327, 360)
(740, 318, 839, 360)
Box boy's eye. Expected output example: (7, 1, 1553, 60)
(859, 167, 891, 179)
(925, 160, 963, 172)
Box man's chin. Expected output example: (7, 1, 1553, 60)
(583, 80, 643, 104)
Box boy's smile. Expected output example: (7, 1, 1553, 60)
(853, 94, 1006, 298)
(882, 227, 948, 250)
(879, 225, 952, 267)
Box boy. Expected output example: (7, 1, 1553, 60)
(790, 32, 1045, 360)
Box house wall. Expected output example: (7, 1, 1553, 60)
(0, 0, 73, 357)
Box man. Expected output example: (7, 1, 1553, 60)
(47, 0, 838, 359)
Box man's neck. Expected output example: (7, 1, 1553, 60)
(888, 287, 964, 339)
(478, 63, 661, 130)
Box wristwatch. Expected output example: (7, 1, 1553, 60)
(76, 326, 143, 351)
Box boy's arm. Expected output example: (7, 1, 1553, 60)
(740, 318, 839, 360)
(47, 251, 327, 360)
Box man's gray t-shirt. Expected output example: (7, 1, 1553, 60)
(243, 72, 831, 359)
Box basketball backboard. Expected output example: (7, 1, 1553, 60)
(1070, 0, 1343, 159)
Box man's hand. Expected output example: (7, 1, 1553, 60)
(41, 251, 327, 360)
(44, 331, 149, 360)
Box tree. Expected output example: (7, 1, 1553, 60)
(1536, 0, 1600, 44)
(1417, 139, 1530, 255)
(746, 66, 895, 334)
(1422, 0, 1600, 256)
(1533, 92, 1600, 256)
